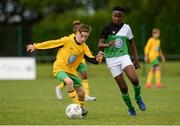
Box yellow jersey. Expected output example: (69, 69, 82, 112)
(144, 37, 160, 62)
(34, 34, 94, 76)
(69, 33, 86, 64)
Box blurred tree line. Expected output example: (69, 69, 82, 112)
(0, 0, 179, 60)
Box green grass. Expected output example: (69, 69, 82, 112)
(0, 61, 180, 125)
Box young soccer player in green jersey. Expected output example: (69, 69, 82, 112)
(27, 24, 103, 117)
(98, 6, 146, 116)
(55, 20, 96, 101)
(144, 28, 165, 88)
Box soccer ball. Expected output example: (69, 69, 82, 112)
(65, 103, 82, 119)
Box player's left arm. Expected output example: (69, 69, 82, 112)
(98, 24, 114, 51)
(160, 48, 165, 62)
(84, 44, 103, 64)
(127, 26, 140, 69)
(129, 39, 140, 69)
(84, 55, 98, 64)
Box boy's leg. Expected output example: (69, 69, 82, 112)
(123, 65, 146, 111)
(77, 63, 96, 101)
(80, 72, 96, 101)
(82, 79, 89, 96)
(72, 76, 88, 117)
(56, 71, 80, 105)
(107, 56, 136, 115)
(58, 82, 66, 89)
(76, 86, 85, 107)
(114, 73, 136, 116)
(146, 68, 154, 88)
(55, 82, 65, 100)
(155, 66, 164, 88)
(75, 86, 87, 116)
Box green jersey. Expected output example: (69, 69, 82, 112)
(100, 23, 134, 58)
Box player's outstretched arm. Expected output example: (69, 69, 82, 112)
(96, 51, 104, 63)
(84, 43, 103, 64)
(129, 39, 140, 69)
(27, 44, 36, 53)
(84, 51, 104, 64)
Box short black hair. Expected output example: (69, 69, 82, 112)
(113, 6, 125, 13)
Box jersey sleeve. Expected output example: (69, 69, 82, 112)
(127, 25, 134, 40)
(83, 44, 99, 64)
(83, 44, 94, 58)
(34, 36, 69, 50)
(144, 38, 152, 54)
(99, 24, 110, 39)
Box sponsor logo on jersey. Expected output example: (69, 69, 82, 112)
(114, 38, 123, 48)
(155, 46, 159, 51)
(68, 55, 76, 64)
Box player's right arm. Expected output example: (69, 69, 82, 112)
(144, 38, 152, 63)
(98, 39, 114, 50)
(26, 37, 68, 52)
(27, 44, 36, 52)
(160, 48, 165, 62)
(98, 24, 114, 51)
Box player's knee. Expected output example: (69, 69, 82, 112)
(80, 72, 88, 79)
(131, 77, 139, 86)
(120, 84, 128, 94)
(155, 66, 160, 71)
(121, 87, 128, 94)
(64, 77, 73, 87)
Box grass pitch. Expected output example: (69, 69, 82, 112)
(0, 61, 180, 125)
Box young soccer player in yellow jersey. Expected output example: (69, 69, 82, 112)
(144, 28, 165, 88)
(55, 20, 96, 101)
(26, 24, 103, 117)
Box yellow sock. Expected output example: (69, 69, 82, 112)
(68, 90, 80, 105)
(79, 99, 85, 107)
(146, 70, 153, 84)
(58, 82, 65, 89)
(82, 79, 89, 96)
(155, 70, 161, 84)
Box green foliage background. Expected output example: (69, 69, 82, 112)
(29, 0, 179, 55)
(0, 0, 179, 57)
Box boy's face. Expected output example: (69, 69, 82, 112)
(152, 31, 160, 39)
(112, 10, 124, 24)
(76, 31, 89, 44)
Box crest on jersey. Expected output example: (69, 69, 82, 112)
(68, 55, 76, 64)
(114, 38, 123, 48)
(155, 46, 159, 51)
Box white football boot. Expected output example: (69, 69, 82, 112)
(85, 96, 96, 101)
(55, 86, 63, 100)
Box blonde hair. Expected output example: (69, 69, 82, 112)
(72, 20, 81, 25)
(152, 28, 160, 33)
(77, 24, 92, 33)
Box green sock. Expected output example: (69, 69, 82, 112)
(134, 85, 141, 101)
(122, 93, 134, 110)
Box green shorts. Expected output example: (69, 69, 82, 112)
(77, 63, 87, 73)
(150, 58, 159, 67)
(56, 71, 82, 87)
